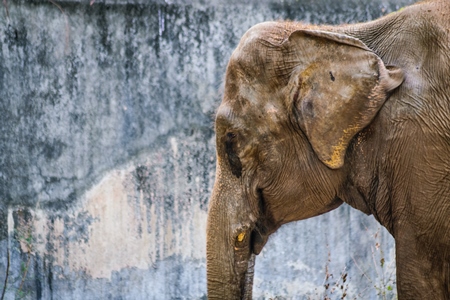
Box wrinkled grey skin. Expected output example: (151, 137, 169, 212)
(206, 0, 450, 299)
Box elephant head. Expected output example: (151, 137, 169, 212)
(206, 22, 403, 299)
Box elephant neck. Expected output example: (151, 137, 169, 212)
(338, 119, 399, 236)
(341, 1, 449, 67)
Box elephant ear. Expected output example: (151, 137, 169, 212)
(287, 30, 404, 169)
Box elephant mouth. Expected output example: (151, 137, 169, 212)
(251, 225, 269, 255)
(249, 188, 274, 255)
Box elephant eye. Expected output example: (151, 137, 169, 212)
(226, 132, 236, 139)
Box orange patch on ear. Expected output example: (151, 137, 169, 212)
(323, 125, 361, 169)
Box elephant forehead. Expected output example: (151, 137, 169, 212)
(229, 41, 288, 88)
(220, 87, 268, 117)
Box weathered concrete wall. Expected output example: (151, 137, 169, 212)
(0, 0, 415, 299)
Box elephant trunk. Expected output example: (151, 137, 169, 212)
(242, 254, 256, 299)
(206, 225, 255, 299)
(206, 169, 256, 299)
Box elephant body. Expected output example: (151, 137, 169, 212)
(207, 1, 450, 298)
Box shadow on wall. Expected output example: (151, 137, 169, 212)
(0, 0, 414, 299)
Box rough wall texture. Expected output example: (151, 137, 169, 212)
(0, 0, 415, 299)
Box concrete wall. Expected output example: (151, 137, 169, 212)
(0, 0, 415, 299)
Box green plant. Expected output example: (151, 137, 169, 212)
(352, 228, 397, 300)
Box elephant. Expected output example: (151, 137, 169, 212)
(206, 0, 450, 299)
